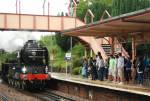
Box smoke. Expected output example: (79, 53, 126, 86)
(0, 31, 52, 52)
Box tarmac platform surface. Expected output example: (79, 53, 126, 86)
(50, 72, 150, 97)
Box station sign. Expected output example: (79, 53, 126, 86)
(65, 53, 71, 61)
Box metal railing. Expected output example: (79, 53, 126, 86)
(0, 93, 9, 101)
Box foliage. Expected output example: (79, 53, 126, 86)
(72, 67, 81, 75)
(72, 43, 84, 67)
(76, 0, 112, 22)
(39, 35, 85, 70)
(72, 43, 84, 57)
(89, 0, 112, 21)
(40, 35, 66, 68)
(77, 0, 150, 21)
(55, 33, 77, 52)
(76, 0, 89, 21)
(0, 52, 16, 70)
(112, 0, 150, 16)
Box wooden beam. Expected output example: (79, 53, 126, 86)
(0, 13, 85, 31)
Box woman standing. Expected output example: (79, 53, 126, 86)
(91, 57, 98, 80)
(82, 58, 88, 78)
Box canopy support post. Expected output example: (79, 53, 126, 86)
(90, 49, 93, 57)
(111, 37, 115, 55)
(132, 36, 136, 60)
(84, 48, 87, 58)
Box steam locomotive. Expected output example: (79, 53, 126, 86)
(1, 40, 50, 90)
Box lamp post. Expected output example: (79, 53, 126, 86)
(16, 0, 21, 14)
(43, 0, 46, 15)
(69, 0, 77, 76)
(19, 0, 21, 14)
(51, 36, 53, 73)
(70, 36, 72, 75)
(16, 0, 18, 14)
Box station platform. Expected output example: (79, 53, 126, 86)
(50, 72, 150, 97)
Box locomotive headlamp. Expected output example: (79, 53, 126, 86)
(22, 66, 27, 73)
(31, 51, 36, 56)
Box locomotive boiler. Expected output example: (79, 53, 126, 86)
(1, 40, 50, 90)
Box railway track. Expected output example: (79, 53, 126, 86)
(33, 90, 75, 101)
(1, 78, 88, 101)
(0, 78, 8, 101)
(1, 80, 75, 101)
(0, 93, 9, 101)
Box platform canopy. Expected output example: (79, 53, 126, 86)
(62, 8, 150, 37)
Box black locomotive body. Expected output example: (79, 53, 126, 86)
(1, 40, 50, 90)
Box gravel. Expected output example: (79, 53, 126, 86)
(0, 79, 42, 101)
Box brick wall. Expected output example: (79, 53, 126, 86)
(49, 79, 150, 101)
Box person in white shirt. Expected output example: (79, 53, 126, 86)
(117, 53, 124, 84)
(108, 55, 115, 81)
(96, 52, 105, 81)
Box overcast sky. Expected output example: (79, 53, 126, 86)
(0, 0, 69, 52)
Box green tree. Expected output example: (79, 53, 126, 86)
(76, 0, 112, 22)
(0, 51, 16, 70)
(112, 0, 150, 16)
(89, 0, 112, 21)
(55, 33, 77, 52)
(76, 0, 89, 20)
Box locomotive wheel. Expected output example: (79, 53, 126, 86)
(9, 79, 13, 86)
(8, 78, 11, 85)
(10, 80, 12, 85)
(26, 81, 32, 90)
(30, 82, 34, 90)
(39, 80, 45, 90)
(9, 79, 12, 85)
(21, 81, 26, 90)
(17, 81, 21, 89)
(14, 80, 17, 88)
(11, 79, 14, 87)
(42, 80, 46, 90)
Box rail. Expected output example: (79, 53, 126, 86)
(33, 90, 74, 101)
(0, 93, 9, 101)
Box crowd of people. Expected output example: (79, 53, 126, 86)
(81, 52, 149, 86)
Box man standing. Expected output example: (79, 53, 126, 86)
(96, 52, 105, 81)
(117, 53, 124, 84)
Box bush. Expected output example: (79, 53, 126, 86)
(73, 58, 83, 67)
(72, 67, 81, 75)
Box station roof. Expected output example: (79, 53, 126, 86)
(62, 8, 150, 37)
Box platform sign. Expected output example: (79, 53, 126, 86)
(65, 53, 71, 61)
